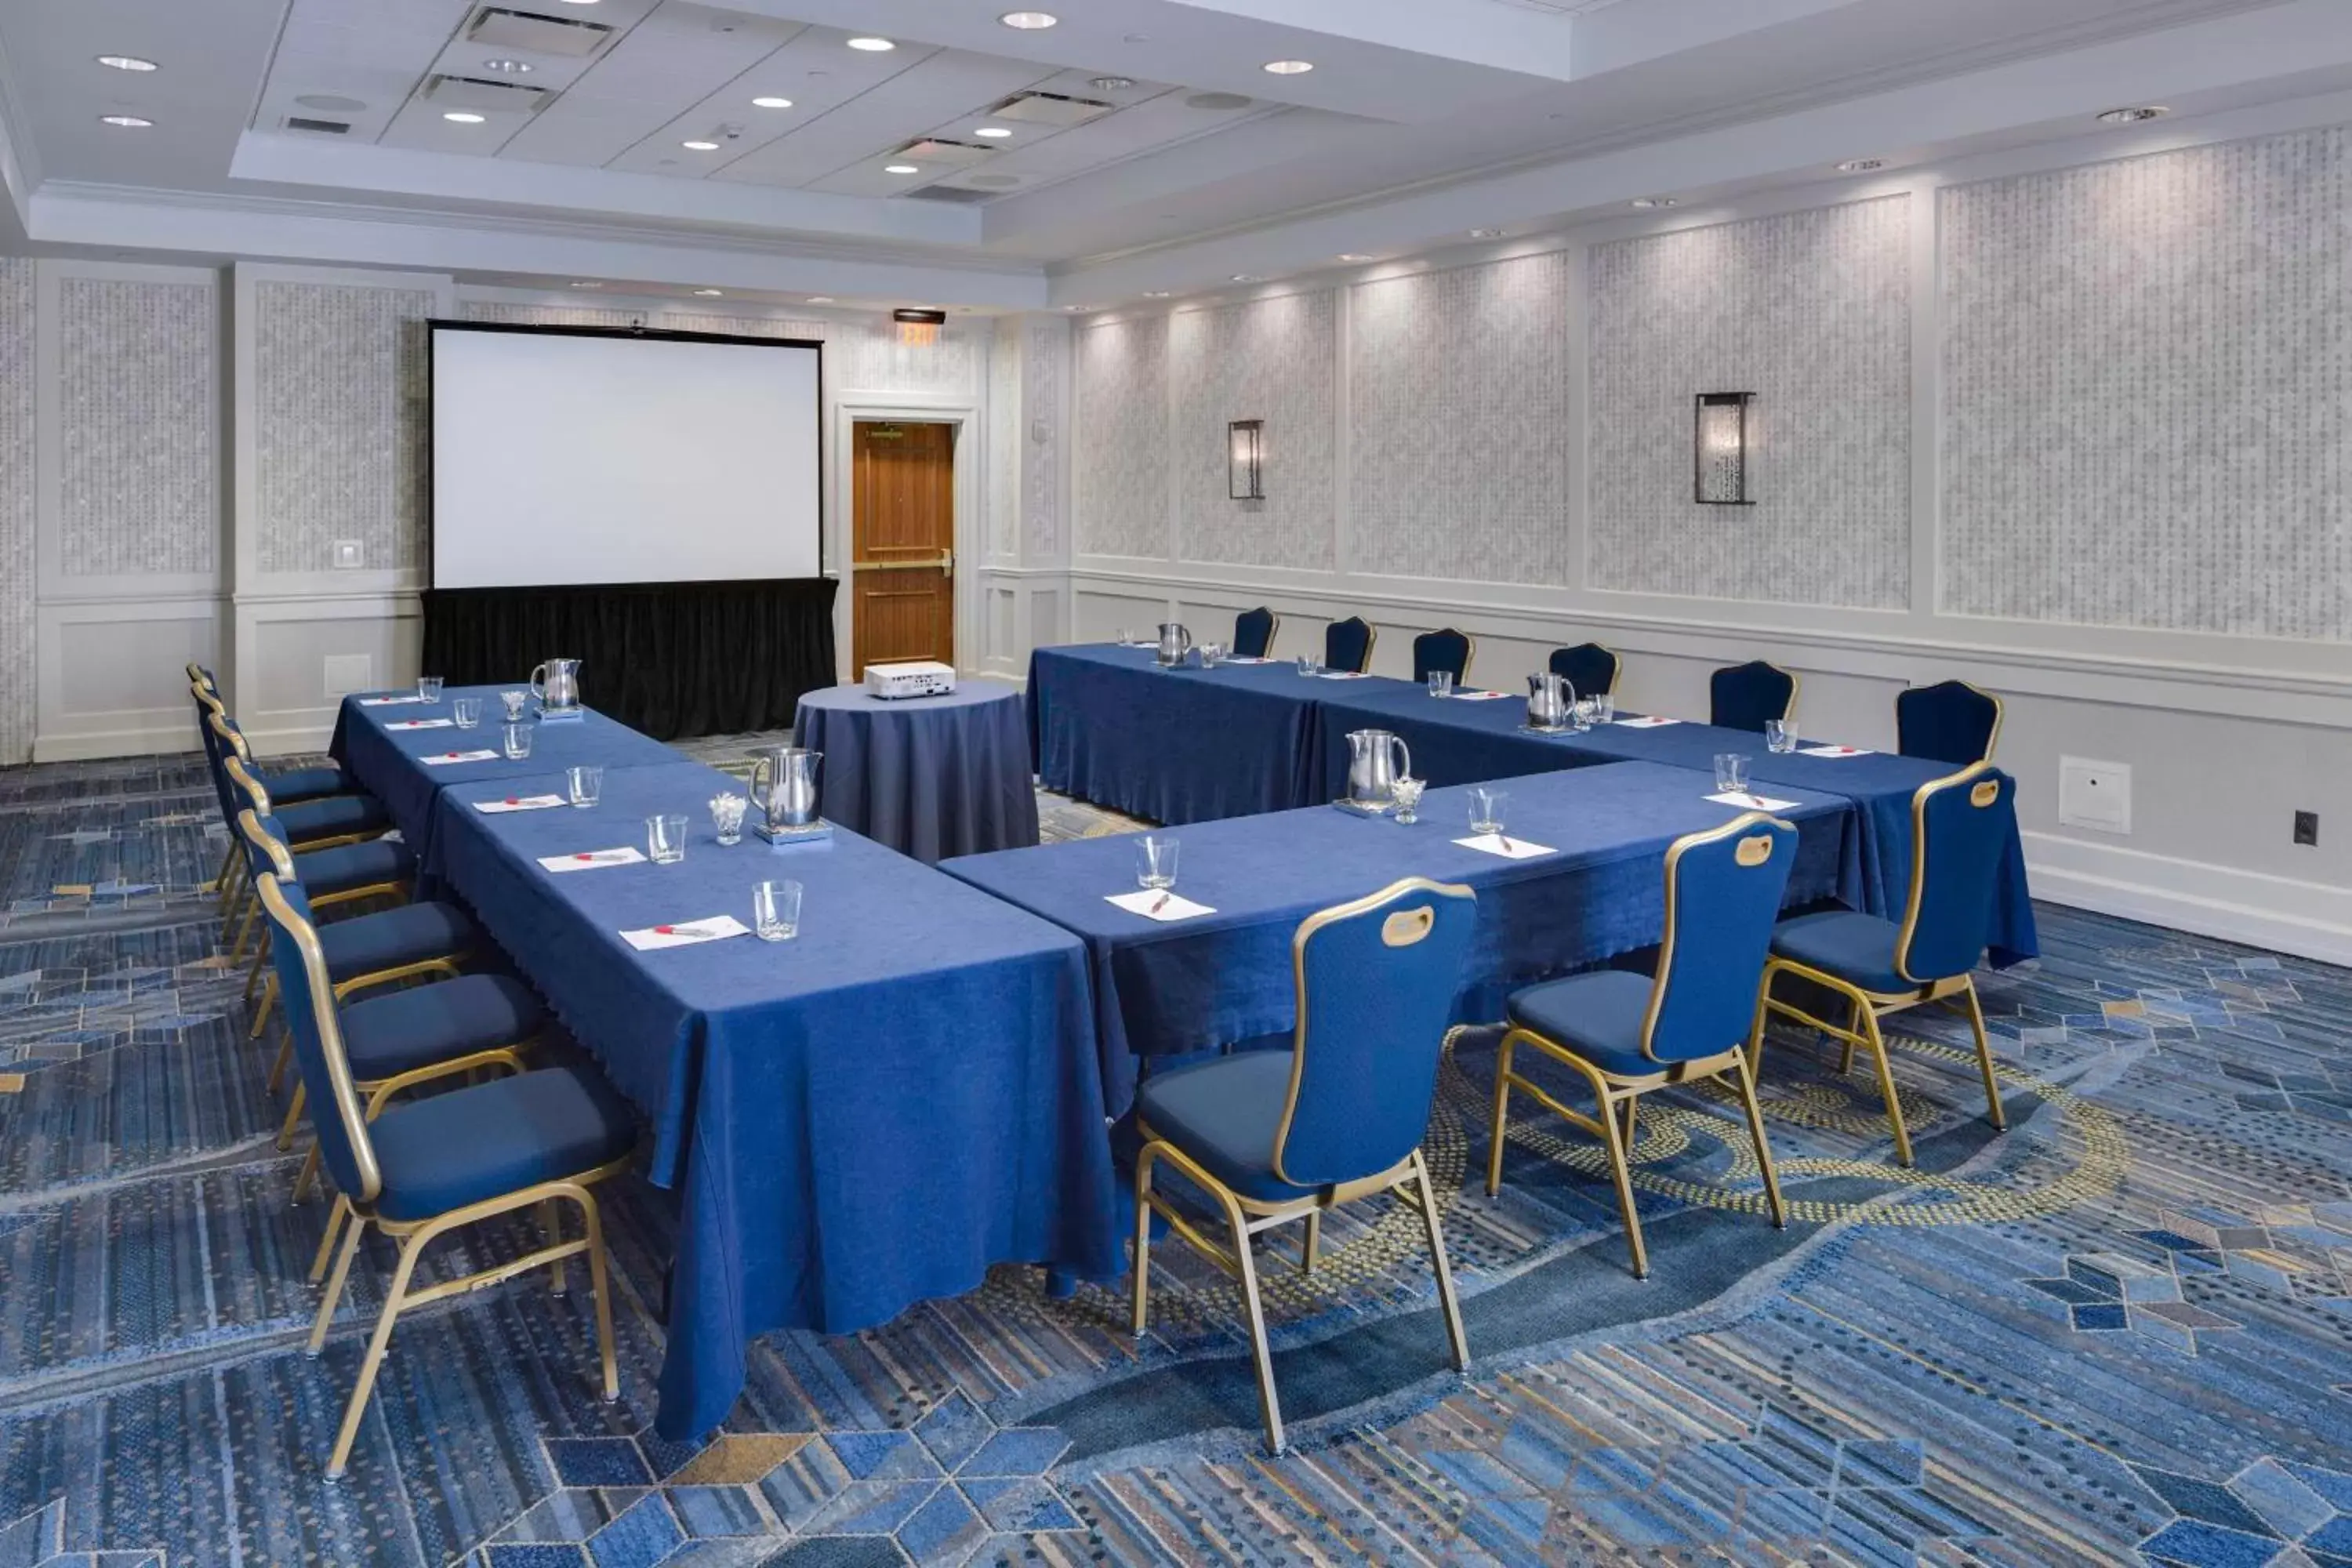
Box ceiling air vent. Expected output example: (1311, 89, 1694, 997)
(893, 137, 995, 169)
(284, 115, 351, 135)
(988, 91, 1114, 128)
(903, 185, 996, 204)
(465, 7, 615, 56)
(424, 74, 554, 114)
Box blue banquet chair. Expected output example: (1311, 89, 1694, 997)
(206, 710, 382, 942)
(1323, 615, 1376, 674)
(1710, 660, 1798, 732)
(1755, 763, 2014, 1167)
(255, 873, 636, 1480)
(194, 686, 357, 925)
(1896, 680, 2003, 766)
(1548, 642, 1621, 700)
(1233, 606, 1280, 659)
(1412, 627, 1475, 684)
(1487, 814, 1797, 1278)
(1131, 877, 1478, 1454)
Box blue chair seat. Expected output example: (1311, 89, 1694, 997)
(276, 792, 388, 844)
(1134, 1051, 1305, 1203)
(294, 839, 415, 898)
(316, 901, 476, 982)
(1768, 909, 1920, 995)
(1505, 970, 1661, 1079)
(368, 1065, 638, 1222)
(339, 975, 545, 1083)
(259, 763, 350, 804)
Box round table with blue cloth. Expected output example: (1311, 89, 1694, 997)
(793, 677, 1040, 862)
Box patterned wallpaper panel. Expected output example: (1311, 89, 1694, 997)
(1073, 315, 1167, 560)
(1023, 320, 1065, 559)
(1170, 292, 1336, 571)
(987, 317, 1019, 557)
(1941, 127, 2352, 640)
(1350, 254, 1573, 584)
(1588, 195, 1911, 608)
(0, 261, 33, 764)
(59, 277, 217, 578)
(254, 280, 437, 575)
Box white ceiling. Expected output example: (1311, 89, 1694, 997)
(0, 0, 2343, 310)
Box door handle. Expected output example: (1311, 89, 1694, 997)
(854, 551, 953, 574)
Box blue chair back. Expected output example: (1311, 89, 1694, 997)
(237, 808, 298, 886)
(1272, 879, 1478, 1188)
(1897, 764, 2014, 984)
(1323, 617, 1374, 674)
(1642, 815, 1798, 1062)
(1896, 681, 2002, 766)
(1411, 628, 1473, 683)
(1710, 660, 1797, 732)
(1233, 606, 1279, 659)
(1548, 643, 1621, 699)
(256, 873, 382, 1205)
(220, 750, 274, 822)
(194, 691, 234, 820)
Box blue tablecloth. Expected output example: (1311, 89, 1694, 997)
(793, 679, 1039, 862)
(1312, 684, 2038, 965)
(943, 760, 1860, 1115)
(1028, 644, 1331, 823)
(419, 757, 1117, 1439)
(330, 685, 678, 865)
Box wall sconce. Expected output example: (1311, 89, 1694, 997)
(893, 307, 946, 347)
(1693, 392, 1755, 506)
(1228, 419, 1265, 500)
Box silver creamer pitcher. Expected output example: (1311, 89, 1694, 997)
(1345, 728, 1412, 811)
(1526, 671, 1572, 731)
(746, 746, 823, 842)
(1155, 622, 1193, 668)
(530, 658, 583, 717)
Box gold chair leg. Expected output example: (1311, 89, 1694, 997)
(1731, 1049, 1788, 1229)
(1961, 979, 2006, 1131)
(1298, 1210, 1320, 1276)
(209, 837, 237, 900)
(249, 975, 278, 1041)
(292, 1145, 321, 1205)
(1225, 1200, 1285, 1455)
(218, 861, 249, 935)
(276, 1082, 307, 1152)
(1484, 1034, 1515, 1197)
(310, 1210, 365, 1354)
(577, 1192, 620, 1402)
(1130, 1153, 1156, 1336)
(1407, 1149, 1470, 1372)
(1838, 995, 1860, 1076)
(1596, 1085, 1648, 1279)
(231, 900, 263, 973)
(1622, 1098, 1639, 1149)
(1858, 1007, 1914, 1168)
(541, 1198, 569, 1295)
(267, 1031, 292, 1095)
(241, 932, 270, 997)
(326, 1232, 425, 1479)
(311, 1196, 350, 1283)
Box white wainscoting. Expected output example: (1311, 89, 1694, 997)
(32, 596, 223, 760)
(233, 593, 421, 756)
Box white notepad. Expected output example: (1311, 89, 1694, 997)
(1798, 744, 1874, 758)
(1105, 890, 1216, 922)
(1221, 655, 1272, 665)
(419, 749, 501, 766)
(540, 847, 646, 873)
(1315, 671, 1371, 681)
(357, 695, 429, 707)
(1613, 715, 1679, 728)
(1451, 690, 1513, 702)
(620, 915, 750, 951)
(1454, 833, 1555, 860)
(474, 794, 567, 814)
(386, 717, 456, 731)
(1707, 790, 1802, 812)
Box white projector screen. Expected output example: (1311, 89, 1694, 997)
(430, 324, 822, 590)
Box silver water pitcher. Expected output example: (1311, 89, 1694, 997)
(746, 746, 823, 843)
(1345, 728, 1412, 811)
(1155, 622, 1193, 668)
(530, 657, 583, 717)
(1526, 671, 1573, 731)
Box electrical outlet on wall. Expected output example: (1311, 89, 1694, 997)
(2295, 811, 2319, 846)
(332, 540, 364, 569)
(2058, 757, 2132, 834)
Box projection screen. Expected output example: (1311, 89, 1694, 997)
(429, 322, 823, 590)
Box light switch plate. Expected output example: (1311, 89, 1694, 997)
(332, 540, 363, 569)
(2058, 757, 2132, 834)
(322, 654, 373, 698)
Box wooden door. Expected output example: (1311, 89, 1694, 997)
(851, 421, 956, 677)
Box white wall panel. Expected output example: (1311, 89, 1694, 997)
(56, 276, 217, 579)
(1073, 315, 1167, 561)
(0, 260, 32, 764)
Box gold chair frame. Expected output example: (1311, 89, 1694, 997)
(1236, 606, 1283, 659)
(1485, 814, 1792, 1279)
(256, 873, 622, 1480)
(1131, 877, 1474, 1455)
(1751, 764, 2008, 1168)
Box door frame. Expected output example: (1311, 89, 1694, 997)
(833, 399, 981, 682)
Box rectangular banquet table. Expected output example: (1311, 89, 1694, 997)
(1311, 683, 2038, 965)
(943, 760, 1860, 1115)
(383, 752, 1116, 1441)
(1028, 644, 1340, 823)
(330, 684, 681, 865)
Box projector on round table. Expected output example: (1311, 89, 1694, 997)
(864, 661, 956, 700)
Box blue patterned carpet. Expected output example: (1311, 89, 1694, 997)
(2, 748, 2350, 1566)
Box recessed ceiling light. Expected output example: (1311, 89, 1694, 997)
(1630, 196, 1677, 209)
(974, 126, 1012, 138)
(808, 296, 835, 303)
(1469, 227, 1504, 238)
(1262, 60, 1313, 74)
(1091, 76, 1136, 91)
(481, 58, 532, 73)
(1836, 158, 1884, 173)
(444, 111, 487, 124)
(96, 55, 158, 72)
(99, 114, 153, 128)
(847, 37, 896, 51)
(1229, 273, 1257, 282)
(999, 11, 1058, 27)
(1336, 253, 1372, 262)
(681, 139, 720, 150)
(751, 96, 792, 109)
(1143, 290, 1172, 298)
(884, 162, 920, 174)
(2097, 105, 2168, 124)
(568, 281, 602, 289)
(692, 289, 723, 296)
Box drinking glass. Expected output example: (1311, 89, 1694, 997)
(1594, 693, 1617, 724)
(710, 793, 746, 847)
(1199, 642, 1225, 669)
(647, 813, 689, 865)
(1469, 787, 1509, 837)
(1391, 775, 1426, 825)
(1296, 654, 1322, 677)
(502, 722, 534, 760)
(452, 697, 482, 729)
(417, 676, 445, 702)
(1428, 670, 1456, 699)
(1135, 833, 1180, 891)
(1765, 719, 1796, 753)
(500, 690, 529, 722)
(1114, 627, 1132, 648)
(1713, 753, 1751, 796)
(753, 879, 802, 942)
(567, 764, 603, 808)
(1572, 697, 1598, 731)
